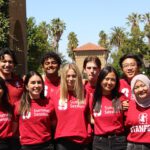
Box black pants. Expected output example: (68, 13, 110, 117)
(55, 138, 89, 150)
(10, 137, 21, 150)
(127, 142, 150, 150)
(93, 135, 127, 150)
(21, 140, 51, 150)
(0, 138, 11, 150)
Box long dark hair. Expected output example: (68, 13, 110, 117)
(93, 66, 121, 112)
(19, 71, 45, 114)
(0, 77, 12, 113)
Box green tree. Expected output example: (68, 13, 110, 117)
(27, 17, 51, 72)
(49, 18, 66, 52)
(126, 13, 142, 38)
(98, 30, 109, 49)
(0, 0, 9, 48)
(142, 13, 150, 45)
(67, 32, 78, 61)
(110, 27, 126, 49)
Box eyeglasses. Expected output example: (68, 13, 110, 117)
(122, 63, 137, 69)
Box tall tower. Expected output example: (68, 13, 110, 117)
(8, 0, 27, 75)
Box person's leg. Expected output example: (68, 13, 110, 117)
(55, 138, 89, 150)
(127, 142, 150, 150)
(111, 135, 127, 150)
(0, 139, 11, 150)
(93, 136, 109, 150)
(10, 137, 21, 150)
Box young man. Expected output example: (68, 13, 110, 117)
(41, 51, 62, 99)
(119, 54, 143, 100)
(0, 48, 24, 104)
(83, 56, 101, 94)
(82, 56, 101, 150)
(0, 47, 24, 150)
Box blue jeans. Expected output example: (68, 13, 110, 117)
(127, 142, 150, 150)
(93, 135, 127, 150)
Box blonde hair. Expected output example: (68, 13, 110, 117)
(60, 63, 84, 103)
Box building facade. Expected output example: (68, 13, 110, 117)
(73, 42, 108, 72)
(8, 0, 27, 75)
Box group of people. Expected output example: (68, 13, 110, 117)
(0, 47, 149, 150)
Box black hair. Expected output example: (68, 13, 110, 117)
(119, 54, 142, 68)
(0, 77, 12, 114)
(93, 66, 121, 112)
(0, 47, 17, 65)
(41, 51, 62, 67)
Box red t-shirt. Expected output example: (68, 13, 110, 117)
(91, 95, 126, 135)
(119, 79, 132, 100)
(14, 98, 53, 145)
(44, 76, 60, 99)
(84, 81, 95, 95)
(51, 90, 89, 144)
(84, 81, 95, 143)
(125, 100, 150, 143)
(0, 106, 13, 139)
(5, 75, 24, 105)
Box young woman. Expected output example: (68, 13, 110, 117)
(91, 66, 127, 150)
(14, 71, 53, 150)
(0, 77, 13, 150)
(51, 63, 89, 150)
(125, 74, 150, 150)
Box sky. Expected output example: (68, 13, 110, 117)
(26, 0, 150, 60)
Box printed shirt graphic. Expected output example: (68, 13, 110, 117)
(119, 79, 132, 100)
(51, 91, 89, 144)
(92, 95, 125, 135)
(125, 100, 150, 143)
(14, 98, 53, 145)
(0, 106, 13, 138)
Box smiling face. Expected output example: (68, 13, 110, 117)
(0, 54, 15, 78)
(134, 80, 149, 100)
(122, 58, 139, 80)
(101, 72, 116, 95)
(43, 58, 59, 76)
(66, 69, 77, 91)
(26, 75, 43, 99)
(84, 61, 100, 84)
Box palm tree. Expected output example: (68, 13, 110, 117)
(110, 27, 126, 49)
(49, 18, 66, 52)
(67, 32, 78, 61)
(142, 13, 150, 45)
(98, 30, 109, 48)
(126, 13, 142, 37)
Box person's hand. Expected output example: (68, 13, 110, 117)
(122, 100, 129, 110)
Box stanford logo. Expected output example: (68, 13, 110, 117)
(139, 113, 148, 124)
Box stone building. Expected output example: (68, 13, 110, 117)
(8, 0, 27, 75)
(73, 42, 108, 72)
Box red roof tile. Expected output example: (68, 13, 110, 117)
(73, 42, 107, 51)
